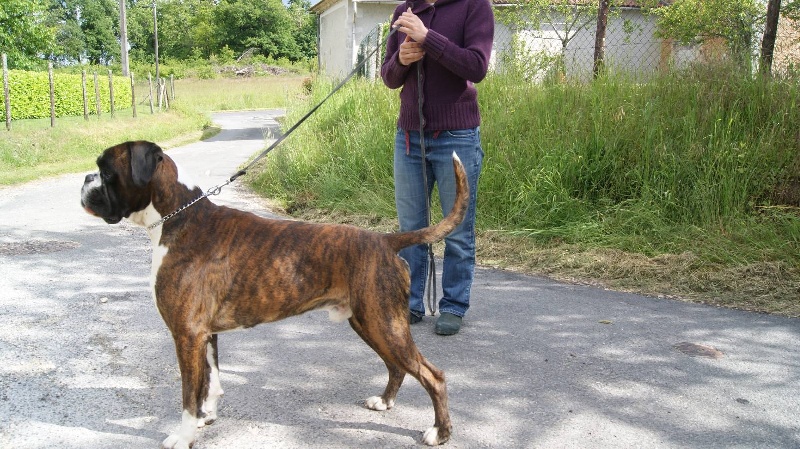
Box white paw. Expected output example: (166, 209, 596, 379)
(197, 410, 217, 427)
(365, 396, 394, 411)
(423, 426, 441, 446)
(161, 434, 192, 449)
(163, 410, 197, 448)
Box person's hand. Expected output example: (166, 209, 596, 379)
(393, 8, 428, 44)
(398, 35, 425, 66)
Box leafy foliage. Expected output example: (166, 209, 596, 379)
(651, 0, 763, 70)
(0, 70, 132, 120)
(0, 0, 55, 69)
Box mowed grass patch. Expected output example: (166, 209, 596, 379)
(0, 76, 307, 185)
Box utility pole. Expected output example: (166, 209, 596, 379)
(153, 0, 160, 104)
(119, 0, 129, 76)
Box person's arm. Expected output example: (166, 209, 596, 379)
(423, 0, 494, 82)
(381, 10, 413, 89)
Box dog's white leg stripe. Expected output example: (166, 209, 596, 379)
(162, 410, 196, 449)
(200, 341, 223, 426)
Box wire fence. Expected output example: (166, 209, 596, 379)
(357, 11, 800, 82)
(1, 52, 175, 131)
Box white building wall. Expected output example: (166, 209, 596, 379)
(319, 2, 351, 78)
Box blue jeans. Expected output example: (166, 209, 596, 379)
(394, 127, 484, 318)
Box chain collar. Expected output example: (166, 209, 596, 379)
(146, 181, 229, 231)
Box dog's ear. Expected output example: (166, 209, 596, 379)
(130, 141, 164, 187)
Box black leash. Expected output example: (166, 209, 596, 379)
(226, 27, 399, 184)
(417, 61, 437, 316)
(149, 27, 398, 231)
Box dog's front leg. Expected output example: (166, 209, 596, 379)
(199, 334, 223, 426)
(162, 332, 210, 449)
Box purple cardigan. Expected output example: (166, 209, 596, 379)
(381, 0, 495, 131)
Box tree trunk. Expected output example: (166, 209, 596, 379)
(760, 0, 782, 75)
(593, 0, 610, 79)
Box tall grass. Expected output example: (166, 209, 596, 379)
(249, 67, 799, 269)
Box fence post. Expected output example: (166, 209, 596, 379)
(3, 53, 10, 131)
(148, 72, 154, 114)
(108, 69, 115, 118)
(93, 72, 101, 118)
(157, 78, 163, 111)
(82, 70, 89, 120)
(170, 74, 175, 101)
(48, 62, 55, 128)
(130, 72, 137, 118)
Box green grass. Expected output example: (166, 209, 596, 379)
(0, 75, 307, 185)
(249, 67, 800, 316)
(2, 67, 797, 316)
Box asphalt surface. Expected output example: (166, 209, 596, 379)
(1, 110, 799, 449)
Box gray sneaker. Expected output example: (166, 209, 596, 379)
(435, 312, 462, 335)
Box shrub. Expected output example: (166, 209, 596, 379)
(0, 70, 133, 120)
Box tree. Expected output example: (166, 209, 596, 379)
(651, 0, 763, 71)
(495, 0, 606, 78)
(287, 0, 317, 60)
(0, 0, 55, 69)
(214, 0, 301, 61)
(760, 0, 782, 74)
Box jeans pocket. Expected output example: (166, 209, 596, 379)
(443, 128, 476, 139)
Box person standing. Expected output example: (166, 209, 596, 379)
(381, 0, 494, 335)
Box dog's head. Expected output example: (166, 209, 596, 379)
(81, 141, 164, 224)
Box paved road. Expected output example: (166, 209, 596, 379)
(1, 111, 799, 449)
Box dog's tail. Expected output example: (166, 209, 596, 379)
(386, 152, 470, 252)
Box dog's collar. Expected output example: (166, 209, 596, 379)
(146, 182, 229, 231)
(146, 193, 207, 230)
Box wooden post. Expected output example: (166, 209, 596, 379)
(108, 70, 115, 118)
(157, 78, 163, 111)
(162, 78, 169, 110)
(48, 62, 55, 128)
(147, 72, 154, 114)
(3, 53, 10, 131)
(94, 72, 101, 118)
(169, 74, 175, 100)
(130, 72, 137, 118)
(82, 70, 89, 120)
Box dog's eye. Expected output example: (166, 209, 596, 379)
(100, 171, 114, 182)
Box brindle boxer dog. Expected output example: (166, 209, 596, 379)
(80, 141, 468, 448)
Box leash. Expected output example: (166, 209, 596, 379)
(147, 27, 398, 230)
(416, 61, 437, 316)
(227, 26, 399, 184)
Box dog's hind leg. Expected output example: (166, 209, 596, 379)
(350, 315, 452, 446)
(162, 331, 210, 449)
(349, 318, 405, 411)
(199, 334, 223, 426)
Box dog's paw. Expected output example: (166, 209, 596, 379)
(365, 396, 394, 411)
(161, 434, 192, 449)
(422, 426, 449, 446)
(197, 411, 217, 427)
